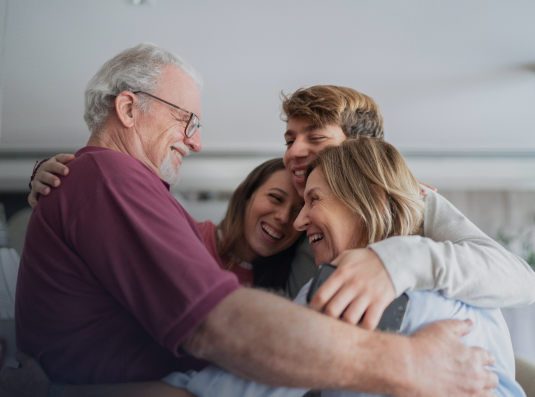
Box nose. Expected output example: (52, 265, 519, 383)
(293, 205, 309, 232)
(274, 205, 291, 226)
(286, 137, 309, 161)
(184, 129, 202, 152)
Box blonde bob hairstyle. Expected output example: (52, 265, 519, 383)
(306, 138, 424, 247)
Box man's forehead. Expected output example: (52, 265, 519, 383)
(159, 66, 202, 117)
(284, 121, 321, 136)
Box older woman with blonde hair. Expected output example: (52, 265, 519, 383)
(291, 137, 523, 397)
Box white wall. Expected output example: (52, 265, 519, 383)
(440, 190, 535, 362)
(0, 0, 8, 143)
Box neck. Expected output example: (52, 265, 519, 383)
(87, 132, 128, 153)
(86, 119, 162, 179)
(239, 243, 258, 264)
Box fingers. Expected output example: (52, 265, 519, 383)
(358, 301, 386, 330)
(471, 346, 496, 368)
(29, 156, 71, 209)
(341, 294, 370, 325)
(483, 368, 499, 390)
(308, 273, 342, 312)
(39, 161, 69, 181)
(431, 318, 474, 338)
(53, 153, 75, 165)
(28, 192, 39, 209)
(32, 180, 51, 196)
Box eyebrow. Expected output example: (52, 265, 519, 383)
(305, 187, 322, 199)
(269, 188, 288, 197)
(284, 125, 319, 137)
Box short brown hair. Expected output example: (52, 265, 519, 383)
(307, 138, 423, 247)
(281, 85, 384, 139)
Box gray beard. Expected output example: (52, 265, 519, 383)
(160, 151, 180, 188)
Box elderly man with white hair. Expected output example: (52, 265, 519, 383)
(13, 44, 497, 397)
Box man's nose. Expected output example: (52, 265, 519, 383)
(184, 129, 202, 152)
(287, 139, 309, 159)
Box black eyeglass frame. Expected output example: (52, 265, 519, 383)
(133, 91, 200, 138)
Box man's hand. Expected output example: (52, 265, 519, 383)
(407, 319, 498, 397)
(29, 153, 75, 208)
(0, 351, 50, 397)
(308, 248, 396, 330)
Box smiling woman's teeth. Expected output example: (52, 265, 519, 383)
(262, 224, 282, 240)
(309, 234, 324, 244)
(294, 170, 305, 177)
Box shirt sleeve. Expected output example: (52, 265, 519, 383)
(68, 162, 240, 355)
(163, 365, 309, 397)
(368, 188, 535, 307)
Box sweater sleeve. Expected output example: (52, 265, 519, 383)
(368, 188, 535, 308)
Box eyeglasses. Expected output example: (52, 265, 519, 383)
(133, 91, 200, 138)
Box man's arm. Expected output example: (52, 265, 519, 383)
(183, 288, 498, 397)
(370, 188, 535, 307)
(1, 290, 497, 397)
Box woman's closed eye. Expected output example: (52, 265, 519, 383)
(269, 193, 283, 203)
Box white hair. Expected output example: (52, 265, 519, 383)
(84, 43, 203, 134)
(160, 142, 190, 188)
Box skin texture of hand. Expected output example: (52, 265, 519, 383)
(407, 319, 499, 397)
(309, 248, 396, 330)
(2, 293, 498, 397)
(183, 288, 498, 396)
(0, 351, 50, 397)
(28, 153, 75, 208)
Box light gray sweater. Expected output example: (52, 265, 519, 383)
(287, 188, 535, 307)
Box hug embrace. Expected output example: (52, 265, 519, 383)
(2, 43, 534, 397)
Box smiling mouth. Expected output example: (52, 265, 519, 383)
(294, 170, 305, 178)
(171, 146, 184, 160)
(309, 233, 324, 245)
(261, 223, 283, 240)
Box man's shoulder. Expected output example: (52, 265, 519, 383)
(74, 147, 153, 176)
(69, 146, 165, 190)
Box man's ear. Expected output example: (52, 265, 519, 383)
(114, 91, 138, 128)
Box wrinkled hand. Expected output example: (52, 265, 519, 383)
(0, 351, 50, 397)
(417, 181, 437, 196)
(28, 153, 75, 208)
(308, 248, 396, 330)
(408, 319, 498, 397)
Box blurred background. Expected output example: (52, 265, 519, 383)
(0, 0, 534, 367)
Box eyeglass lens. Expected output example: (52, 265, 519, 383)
(186, 115, 199, 138)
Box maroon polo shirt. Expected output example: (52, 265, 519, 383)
(16, 146, 240, 384)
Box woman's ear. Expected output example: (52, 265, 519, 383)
(114, 91, 138, 128)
